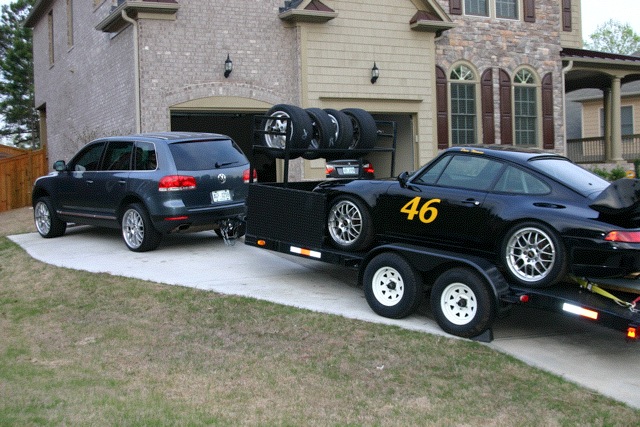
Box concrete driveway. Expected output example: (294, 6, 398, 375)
(9, 225, 640, 409)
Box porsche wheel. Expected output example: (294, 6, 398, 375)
(501, 222, 566, 288)
(327, 195, 374, 251)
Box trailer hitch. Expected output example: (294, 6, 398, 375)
(217, 218, 244, 246)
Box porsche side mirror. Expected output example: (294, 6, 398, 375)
(398, 171, 410, 188)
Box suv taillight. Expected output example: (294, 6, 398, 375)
(158, 175, 196, 191)
(326, 165, 335, 175)
(604, 231, 640, 243)
(244, 169, 257, 183)
(363, 163, 374, 175)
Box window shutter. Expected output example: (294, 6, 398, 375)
(499, 69, 513, 145)
(481, 69, 495, 145)
(524, 0, 535, 23)
(450, 0, 462, 15)
(436, 66, 449, 150)
(542, 73, 555, 149)
(562, 0, 572, 31)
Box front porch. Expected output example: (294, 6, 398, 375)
(567, 134, 640, 164)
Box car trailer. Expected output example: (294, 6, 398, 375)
(245, 111, 640, 342)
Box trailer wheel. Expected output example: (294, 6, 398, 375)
(327, 195, 374, 251)
(430, 267, 495, 338)
(341, 108, 377, 150)
(501, 222, 566, 288)
(323, 108, 354, 151)
(261, 104, 314, 158)
(363, 252, 423, 319)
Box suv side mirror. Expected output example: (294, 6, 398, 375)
(53, 160, 67, 172)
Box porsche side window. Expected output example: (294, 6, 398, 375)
(493, 165, 550, 195)
(413, 155, 451, 185)
(70, 142, 106, 172)
(435, 156, 502, 191)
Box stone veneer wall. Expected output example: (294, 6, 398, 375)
(434, 0, 565, 154)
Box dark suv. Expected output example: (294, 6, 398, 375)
(32, 132, 252, 251)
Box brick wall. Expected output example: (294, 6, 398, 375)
(32, 0, 137, 165)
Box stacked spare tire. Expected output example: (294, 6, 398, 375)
(260, 104, 378, 159)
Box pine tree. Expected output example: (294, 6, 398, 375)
(0, 0, 37, 148)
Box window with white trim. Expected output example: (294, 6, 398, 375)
(450, 65, 478, 145)
(514, 69, 537, 146)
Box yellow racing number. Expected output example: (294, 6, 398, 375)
(400, 197, 441, 223)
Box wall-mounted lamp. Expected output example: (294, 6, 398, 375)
(224, 54, 233, 78)
(370, 62, 379, 84)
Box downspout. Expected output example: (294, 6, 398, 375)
(121, 10, 141, 133)
(561, 60, 573, 156)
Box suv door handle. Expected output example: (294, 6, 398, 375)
(462, 198, 480, 206)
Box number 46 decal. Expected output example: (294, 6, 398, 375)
(400, 197, 441, 223)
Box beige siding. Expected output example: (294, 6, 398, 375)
(582, 97, 640, 137)
(560, 0, 583, 48)
(300, 0, 437, 167)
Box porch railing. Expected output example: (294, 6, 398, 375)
(566, 134, 640, 164)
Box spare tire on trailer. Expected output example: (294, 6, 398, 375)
(341, 108, 378, 150)
(261, 104, 314, 159)
(304, 108, 334, 159)
(323, 108, 354, 152)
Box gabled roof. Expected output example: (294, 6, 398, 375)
(278, 0, 455, 33)
(278, 0, 337, 23)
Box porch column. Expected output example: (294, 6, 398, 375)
(610, 76, 623, 162)
(603, 88, 611, 160)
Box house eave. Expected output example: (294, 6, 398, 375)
(96, 2, 180, 33)
(278, 9, 338, 23)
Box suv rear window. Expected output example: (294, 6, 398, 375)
(169, 139, 247, 171)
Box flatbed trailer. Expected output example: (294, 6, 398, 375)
(245, 112, 640, 342)
(244, 181, 640, 342)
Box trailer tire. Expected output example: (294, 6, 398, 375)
(261, 104, 314, 158)
(341, 108, 377, 150)
(363, 252, 423, 319)
(323, 108, 354, 152)
(430, 267, 495, 338)
(327, 195, 375, 251)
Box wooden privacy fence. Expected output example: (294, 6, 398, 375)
(0, 147, 48, 212)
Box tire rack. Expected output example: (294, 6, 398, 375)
(251, 116, 398, 186)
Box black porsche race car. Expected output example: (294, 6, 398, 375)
(314, 145, 640, 288)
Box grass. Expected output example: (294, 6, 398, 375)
(1, 207, 639, 425)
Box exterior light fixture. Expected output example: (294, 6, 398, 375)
(370, 62, 379, 84)
(224, 54, 233, 78)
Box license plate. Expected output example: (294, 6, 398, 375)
(211, 189, 231, 203)
(342, 167, 356, 175)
